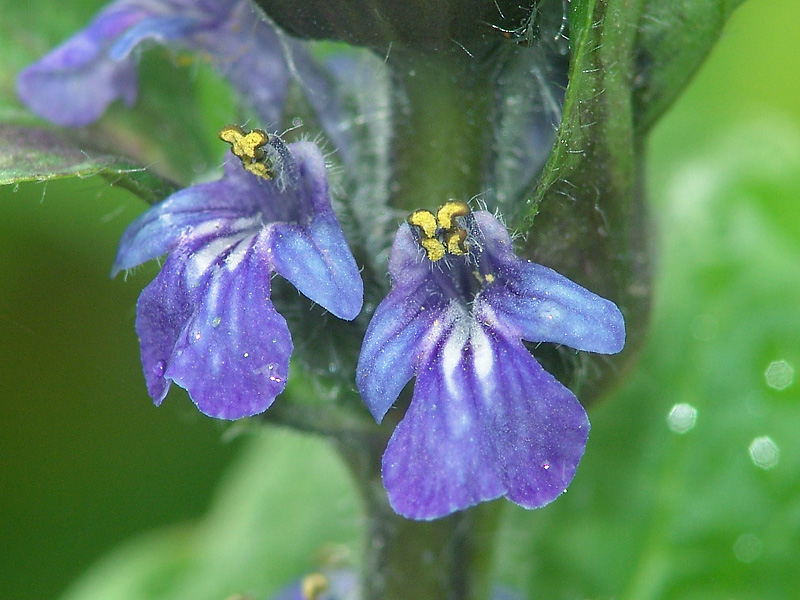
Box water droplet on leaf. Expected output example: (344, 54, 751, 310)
(764, 360, 794, 391)
(749, 436, 779, 470)
(667, 403, 698, 434)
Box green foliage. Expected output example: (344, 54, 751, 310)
(495, 43, 800, 600)
(0, 124, 178, 204)
(57, 429, 361, 600)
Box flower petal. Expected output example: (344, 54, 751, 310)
(267, 216, 363, 320)
(356, 281, 443, 422)
(485, 326, 590, 510)
(16, 2, 146, 126)
(382, 306, 504, 520)
(265, 141, 363, 320)
(111, 157, 263, 275)
(163, 235, 292, 419)
(17, 0, 292, 128)
(202, 1, 290, 127)
(356, 224, 450, 421)
(135, 246, 203, 404)
(475, 212, 625, 354)
(382, 304, 589, 520)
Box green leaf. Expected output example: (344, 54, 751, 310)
(518, 0, 745, 398)
(633, 0, 747, 132)
(57, 428, 362, 600)
(0, 124, 178, 204)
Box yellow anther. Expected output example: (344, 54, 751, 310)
(301, 573, 329, 600)
(436, 201, 469, 231)
(407, 209, 438, 238)
(244, 161, 276, 180)
(407, 202, 473, 262)
(218, 124, 275, 180)
(445, 228, 468, 256)
(421, 237, 446, 262)
(219, 124, 268, 160)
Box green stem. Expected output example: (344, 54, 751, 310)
(388, 47, 495, 213)
(327, 45, 504, 600)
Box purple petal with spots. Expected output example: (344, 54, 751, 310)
(115, 141, 362, 319)
(358, 210, 621, 518)
(382, 304, 589, 520)
(135, 246, 205, 404)
(118, 139, 360, 418)
(139, 234, 292, 419)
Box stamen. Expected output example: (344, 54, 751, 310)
(422, 237, 446, 262)
(436, 201, 469, 230)
(406, 201, 472, 262)
(445, 228, 468, 256)
(408, 209, 438, 238)
(218, 124, 276, 180)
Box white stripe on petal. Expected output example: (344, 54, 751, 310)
(186, 234, 243, 286)
(225, 234, 257, 272)
(440, 304, 468, 400)
(469, 323, 495, 399)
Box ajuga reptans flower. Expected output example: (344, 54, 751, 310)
(113, 131, 362, 419)
(357, 203, 625, 519)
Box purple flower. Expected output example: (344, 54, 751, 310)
(113, 136, 362, 419)
(356, 203, 625, 520)
(17, 0, 293, 127)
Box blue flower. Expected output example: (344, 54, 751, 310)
(113, 135, 362, 419)
(356, 203, 625, 520)
(17, 0, 307, 128)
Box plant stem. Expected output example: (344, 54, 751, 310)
(327, 44, 504, 600)
(388, 46, 496, 213)
(335, 432, 502, 600)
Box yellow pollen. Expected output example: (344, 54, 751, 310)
(218, 124, 275, 180)
(484, 272, 495, 283)
(445, 228, 468, 255)
(421, 237, 446, 262)
(407, 209, 438, 238)
(407, 201, 473, 262)
(301, 573, 329, 600)
(436, 200, 470, 230)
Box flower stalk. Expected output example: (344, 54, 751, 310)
(335, 429, 503, 600)
(387, 46, 496, 213)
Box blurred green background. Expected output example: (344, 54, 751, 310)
(2, 0, 799, 599)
